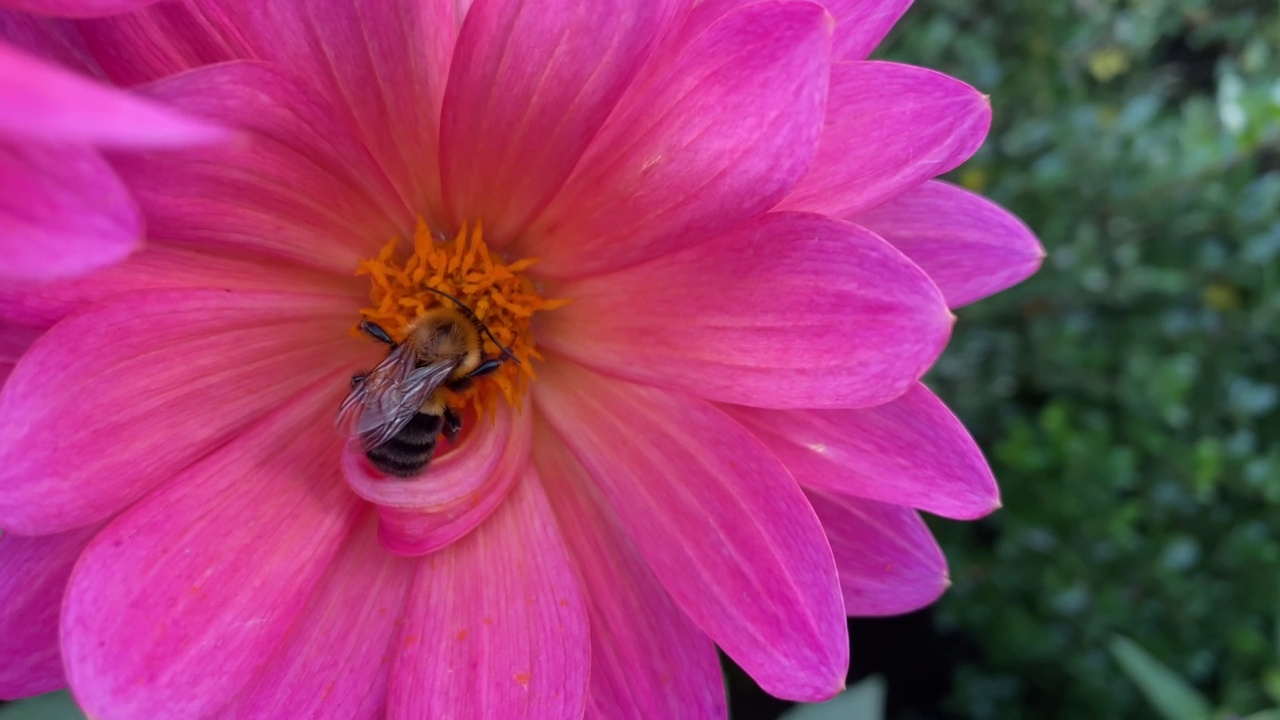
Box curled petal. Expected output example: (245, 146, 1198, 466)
(0, 143, 138, 281)
(535, 362, 847, 701)
(0, 42, 224, 146)
(541, 212, 951, 409)
(535, 422, 727, 718)
(0, 289, 361, 534)
(218, 513, 415, 720)
(120, 61, 410, 273)
(807, 490, 949, 616)
(852, 180, 1044, 307)
(62, 383, 365, 720)
(0, 525, 98, 699)
(779, 61, 991, 218)
(387, 469, 589, 720)
(727, 382, 1000, 519)
(522, 0, 832, 280)
(341, 402, 532, 557)
(441, 0, 682, 243)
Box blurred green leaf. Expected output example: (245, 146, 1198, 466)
(0, 692, 86, 720)
(780, 676, 886, 720)
(1110, 635, 1214, 720)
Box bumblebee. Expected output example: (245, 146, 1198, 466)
(337, 290, 513, 478)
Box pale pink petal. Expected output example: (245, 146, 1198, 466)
(0, 525, 98, 699)
(440, 0, 681, 244)
(779, 61, 990, 218)
(521, 1, 832, 280)
(0, 42, 223, 146)
(341, 402, 532, 557)
(218, 514, 414, 720)
(0, 288, 363, 535)
(825, 0, 912, 60)
(852, 180, 1045, 307)
(0, 142, 139, 281)
(535, 362, 847, 701)
(0, 242, 364, 328)
(387, 468, 589, 719)
(541, 212, 951, 410)
(807, 490, 949, 616)
(74, 4, 246, 86)
(535, 422, 727, 719)
(117, 61, 410, 273)
(184, 0, 467, 217)
(62, 384, 365, 720)
(1, 0, 159, 17)
(726, 382, 1000, 519)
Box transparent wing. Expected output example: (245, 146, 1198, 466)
(336, 344, 460, 451)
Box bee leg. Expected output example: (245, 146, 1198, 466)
(466, 358, 504, 378)
(442, 406, 463, 440)
(350, 373, 367, 389)
(358, 320, 396, 346)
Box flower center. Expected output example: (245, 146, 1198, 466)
(355, 219, 564, 417)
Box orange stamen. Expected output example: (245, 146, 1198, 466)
(355, 219, 566, 417)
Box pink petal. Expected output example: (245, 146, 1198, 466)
(825, 0, 913, 61)
(116, 61, 410, 273)
(0, 12, 99, 71)
(680, 0, 910, 62)
(0, 142, 139, 281)
(852, 180, 1044, 307)
(541, 212, 952, 410)
(0, 320, 40, 362)
(62, 383, 365, 720)
(0, 41, 223, 146)
(387, 468, 589, 719)
(179, 0, 466, 218)
(534, 421, 727, 718)
(1, 0, 160, 17)
(74, 3, 251, 86)
(0, 288, 362, 535)
(0, 241, 365, 328)
(341, 402, 532, 557)
(440, 0, 681, 244)
(807, 490, 949, 616)
(726, 382, 1000, 519)
(778, 61, 991, 218)
(0, 525, 98, 699)
(535, 361, 847, 701)
(218, 513, 414, 720)
(520, 0, 832, 280)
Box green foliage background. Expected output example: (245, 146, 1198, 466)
(880, 0, 1280, 717)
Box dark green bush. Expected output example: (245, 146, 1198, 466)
(881, 1, 1280, 717)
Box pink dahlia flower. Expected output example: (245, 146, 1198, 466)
(0, 0, 1042, 717)
(0, 0, 224, 281)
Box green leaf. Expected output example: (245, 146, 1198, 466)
(781, 675, 887, 720)
(0, 692, 87, 720)
(1109, 635, 1214, 720)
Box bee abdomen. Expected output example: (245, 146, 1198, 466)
(366, 412, 443, 478)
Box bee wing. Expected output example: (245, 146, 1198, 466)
(337, 345, 460, 450)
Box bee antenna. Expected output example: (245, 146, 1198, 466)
(420, 286, 519, 363)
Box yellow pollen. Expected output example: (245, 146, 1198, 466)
(355, 219, 566, 417)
